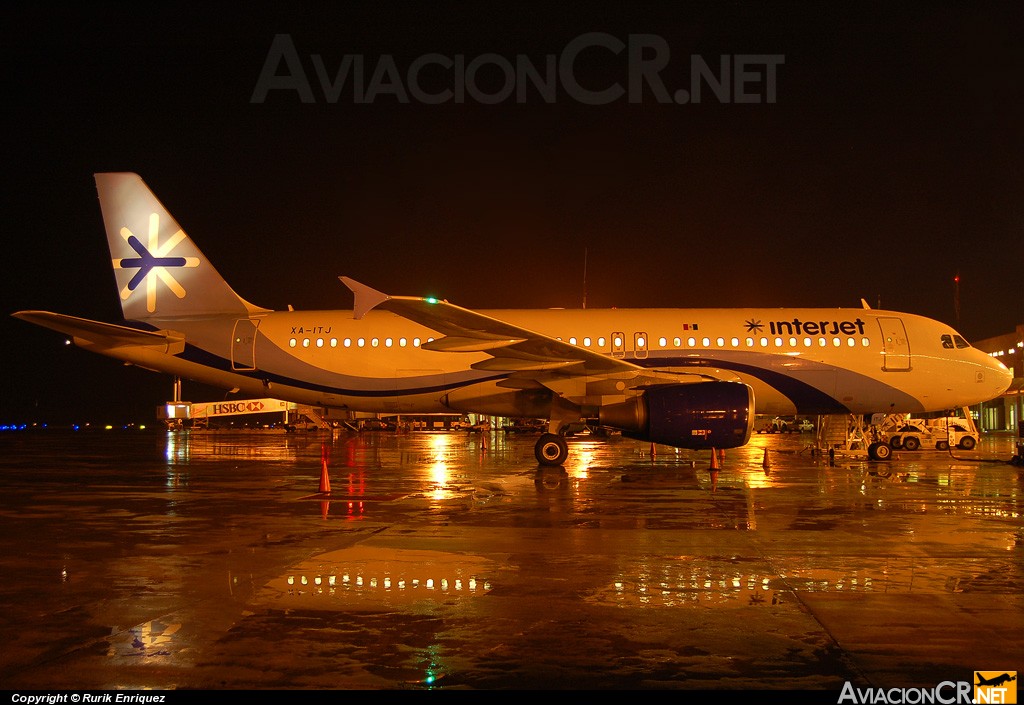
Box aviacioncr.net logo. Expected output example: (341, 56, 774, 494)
(112, 212, 199, 313)
(975, 671, 1017, 704)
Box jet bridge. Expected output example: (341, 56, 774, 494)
(157, 398, 333, 430)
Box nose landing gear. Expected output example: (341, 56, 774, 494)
(868, 442, 892, 461)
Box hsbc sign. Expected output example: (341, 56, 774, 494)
(177, 398, 295, 420)
(212, 401, 266, 416)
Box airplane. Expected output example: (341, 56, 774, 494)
(976, 673, 1016, 687)
(12, 173, 1014, 465)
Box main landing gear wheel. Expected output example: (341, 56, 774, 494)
(535, 433, 569, 466)
(868, 442, 892, 461)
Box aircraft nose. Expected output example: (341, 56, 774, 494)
(988, 355, 1014, 395)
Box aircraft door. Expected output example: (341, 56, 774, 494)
(611, 331, 625, 359)
(232, 319, 259, 371)
(633, 332, 649, 359)
(877, 317, 911, 371)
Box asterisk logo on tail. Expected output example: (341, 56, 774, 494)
(113, 212, 199, 313)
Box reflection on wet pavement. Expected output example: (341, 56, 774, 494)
(0, 428, 1020, 690)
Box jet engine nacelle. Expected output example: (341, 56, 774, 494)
(598, 381, 754, 449)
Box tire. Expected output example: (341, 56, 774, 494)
(958, 436, 977, 451)
(936, 441, 949, 451)
(535, 433, 569, 466)
(902, 436, 921, 451)
(889, 437, 902, 450)
(868, 442, 892, 461)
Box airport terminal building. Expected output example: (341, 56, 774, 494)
(973, 323, 1024, 433)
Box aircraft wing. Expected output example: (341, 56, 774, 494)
(339, 277, 713, 381)
(12, 311, 185, 353)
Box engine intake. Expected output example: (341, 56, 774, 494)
(598, 381, 754, 449)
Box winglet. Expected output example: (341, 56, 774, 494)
(340, 276, 390, 319)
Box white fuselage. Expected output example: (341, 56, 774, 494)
(98, 306, 1011, 420)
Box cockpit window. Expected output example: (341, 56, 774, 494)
(941, 334, 971, 349)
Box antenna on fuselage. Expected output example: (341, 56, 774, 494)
(953, 273, 961, 327)
(582, 247, 588, 309)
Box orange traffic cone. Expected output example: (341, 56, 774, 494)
(319, 443, 331, 494)
(709, 448, 720, 492)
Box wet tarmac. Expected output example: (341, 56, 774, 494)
(0, 427, 1021, 692)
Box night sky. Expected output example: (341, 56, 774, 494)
(2, 3, 1021, 425)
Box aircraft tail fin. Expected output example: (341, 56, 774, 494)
(95, 172, 269, 321)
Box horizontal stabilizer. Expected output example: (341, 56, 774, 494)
(12, 311, 185, 352)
